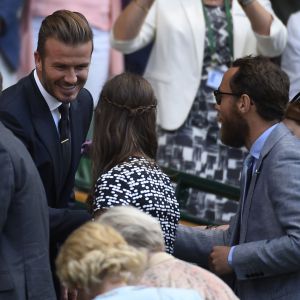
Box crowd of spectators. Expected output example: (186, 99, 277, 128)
(0, 1, 300, 300)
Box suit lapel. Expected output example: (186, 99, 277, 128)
(25, 73, 61, 202)
(232, 152, 250, 244)
(239, 164, 260, 242)
(179, 0, 205, 70)
(239, 123, 290, 242)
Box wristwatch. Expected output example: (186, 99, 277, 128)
(238, 0, 255, 7)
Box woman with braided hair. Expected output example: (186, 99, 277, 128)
(91, 72, 180, 254)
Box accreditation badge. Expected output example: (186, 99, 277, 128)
(206, 66, 228, 89)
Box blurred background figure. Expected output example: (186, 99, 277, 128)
(0, 0, 24, 90)
(97, 205, 239, 300)
(19, 0, 123, 105)
(281, 11, 300, 100)
(91, 72, 180, 254)
(56, 221, 203, 300)
(270, 0, 300, 26)
(121, 0, 153, 75)
(283, 93, 300, 137)
(111, 0, 287, 224)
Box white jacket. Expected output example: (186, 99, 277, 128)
(111, 0, 287, 130)
(281, 11, 300, 99)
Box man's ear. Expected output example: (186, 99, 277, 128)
(34, 51, 42, 71)
(237, 94, 252, 114)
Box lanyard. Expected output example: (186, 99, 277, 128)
(202, 0, 234, 60)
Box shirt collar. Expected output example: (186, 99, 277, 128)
(249, 123, 279, 160)
(34, 69, 61, 112)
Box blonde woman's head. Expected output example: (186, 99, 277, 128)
(56, 222, 147, 296)
(96, 206, 165, 252)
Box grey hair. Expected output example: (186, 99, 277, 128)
(95, 206, 165, 252)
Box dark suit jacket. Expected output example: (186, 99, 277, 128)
(0, 71, 93, 242)
(0, 122, 56, 300)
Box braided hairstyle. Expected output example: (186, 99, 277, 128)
(92, 72, 158, 187)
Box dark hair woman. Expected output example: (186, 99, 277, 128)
(91, 72, 179, 254)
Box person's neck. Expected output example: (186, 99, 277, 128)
(95, 278, 127, 297)
(246, 120, 278, 150)
(148, 251, 172, 267)
(131, 151, 144, 158)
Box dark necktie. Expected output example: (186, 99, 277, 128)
(58, 104, 71, 176)
(240, 154, 254, 220)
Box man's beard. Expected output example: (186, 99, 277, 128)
(220, 106, 249, 148)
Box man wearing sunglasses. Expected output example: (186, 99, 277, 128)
(175, 55, 300, 300)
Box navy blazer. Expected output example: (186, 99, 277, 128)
(0, 71, 93, 241)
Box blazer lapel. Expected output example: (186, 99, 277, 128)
(239, 160, 261, 242)
(179, 0, 205, 70)
(25, 73, 61, 202)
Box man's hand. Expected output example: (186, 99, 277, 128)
(209, 246, 233, 275)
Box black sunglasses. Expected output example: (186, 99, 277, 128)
(213, 89, 240, 105)
(290, 91, 300, 103)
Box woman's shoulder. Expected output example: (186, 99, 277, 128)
(96, 156, 173, 190)
(112, 156, 161, 176)
(95, 157, 152, 184)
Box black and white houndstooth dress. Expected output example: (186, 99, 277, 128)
(93, 156, 180, 254)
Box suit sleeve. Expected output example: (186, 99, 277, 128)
(0, 111, 32, 151)
(174, 224, 230, 268)
(0, 147, 14, 231)
(48, 207, 91, 243)
(232, 139, 300, 280)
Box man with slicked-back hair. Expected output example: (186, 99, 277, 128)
(0, 10, 94, 297)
